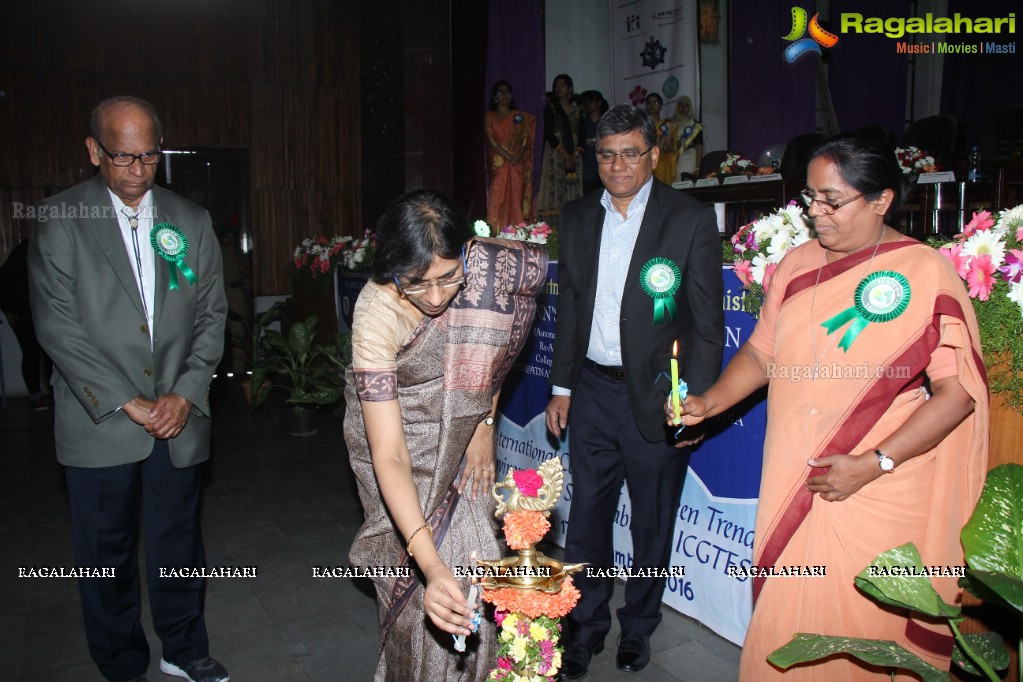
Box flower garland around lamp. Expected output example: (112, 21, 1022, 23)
(894, 146, 940, 175)
(477, 459, 584, 681)
(728, 202, 814, 316)
(933, 205, 1023, 411)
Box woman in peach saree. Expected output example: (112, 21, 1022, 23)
(673, 131, 988, 680)
(484, 81, 535, 229)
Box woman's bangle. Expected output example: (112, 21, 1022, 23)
(406, 524, 433, 557)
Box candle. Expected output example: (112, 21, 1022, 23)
(671, 341, 682, 425)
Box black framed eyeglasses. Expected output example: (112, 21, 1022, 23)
(93, 139, 161, 167)
(393, 247, 467, 297)
(799, 189, 865, 215)
(596, 146, 654, 165)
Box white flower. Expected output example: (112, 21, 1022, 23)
(766, 231, 794, 263)
(962, 229, 1007, 269)
(994, 205, 1023, 236)
(750, 253, 771, 286)
(753, 214, 784, 243)
(1008, 280, 1023, 314)
(473, 220, 491, 237)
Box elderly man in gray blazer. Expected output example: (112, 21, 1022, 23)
(28, 96, 229, 682)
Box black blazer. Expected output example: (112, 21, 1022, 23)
(550, 180, 724, 442)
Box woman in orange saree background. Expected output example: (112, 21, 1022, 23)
(484, 80, 535, 230)
(671, 131, 988, 680)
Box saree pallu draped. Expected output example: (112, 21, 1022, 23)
(345, 239, 548, 681)
(536, 103, 583, 211)
(485, 110, 536, 229)
(739, 239, 988, 681)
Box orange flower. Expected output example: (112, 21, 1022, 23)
(503, 510, 551, 549)
(482, 577, 581, 618)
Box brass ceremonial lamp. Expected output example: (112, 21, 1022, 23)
(475, 458, 585, 592)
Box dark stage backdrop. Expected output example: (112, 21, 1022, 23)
(0, 0, 361, 296)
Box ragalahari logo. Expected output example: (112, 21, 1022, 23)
(782, 7, 839, 63)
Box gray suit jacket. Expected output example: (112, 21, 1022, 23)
(29, 175, 228, 468)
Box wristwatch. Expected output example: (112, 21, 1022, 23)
(874, 448, 895, 474)
(483, 415, 495, 426)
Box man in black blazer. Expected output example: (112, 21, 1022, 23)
(546, 104, 723, 677)
(29, 97, 229, 682)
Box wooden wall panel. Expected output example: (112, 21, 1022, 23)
(0, 0, 361, 296)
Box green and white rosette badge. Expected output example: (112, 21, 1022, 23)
(151, 223, 197, 290)
(822, 271, 910, 351)
(639, 257, 681, 324)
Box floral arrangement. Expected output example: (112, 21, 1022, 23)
(894, 146, 940, 175)
(934, 205, 1023, 410)
(474, 219, 558, 261)
(291, 231, 376, 289)
(491, 613, 563, 680)
(714, 153, 757, 178)
(481, 465, 581, 681)
(729, 202, 814, 315)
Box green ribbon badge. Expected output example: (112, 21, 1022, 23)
(639, 257, 681, 324)
(821, 270, 910, 352)
(150, 223, 197, 290)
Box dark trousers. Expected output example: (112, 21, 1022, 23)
(564, 364, 690, 648)
(65, 439, 209, 682)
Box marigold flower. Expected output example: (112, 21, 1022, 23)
(503, 510, 551, 549)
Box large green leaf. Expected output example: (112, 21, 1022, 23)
(960, 569, 1023, 615)
(767, 634, 945, 682)
(854, 543, 960, 618)
(952, 631, 1009, 675)
(962, 464, 1023, 579)
(287, 317, 317, 357)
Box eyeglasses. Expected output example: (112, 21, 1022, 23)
(93, 139, 161, 167)
(393, 248, 467, 297)
(596, 146, 654, 165)
(800, 189, 865, 215)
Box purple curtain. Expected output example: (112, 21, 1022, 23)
(940, 0, 1023, 148)
(729, 0, 816, 162)
(828, 0, 907, 141)
(486, 0, 546, 211)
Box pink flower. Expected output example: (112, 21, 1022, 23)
(966, 254, 997, 300)
(494, 610, 506, 626)
(512, 469, 543, 497)
(733, 260, 753, 287)
(999, 249, 1023, 284)
(939, 243, 970, 279)
(516, 619, 530, 637)
(497, 657, 513, 671)
(958, 210, 995, 240)
(761, 262, 778, 295)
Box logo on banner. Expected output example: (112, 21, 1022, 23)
(626, 14, 641, 32)
(640, 36, 668, 69)
(629, 85, 649, 106)
(782, 7, 839, 63)
(662, 76, 679, 98)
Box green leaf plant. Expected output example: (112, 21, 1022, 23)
(250, 315, 349, 413)
(767, 464, 1023, 681)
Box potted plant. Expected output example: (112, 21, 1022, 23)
(231, 300, 288, 406)
(250, 315, 349, 436)
(768, 463, 1023, 681)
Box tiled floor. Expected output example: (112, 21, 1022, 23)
(0, 381, 740, 681)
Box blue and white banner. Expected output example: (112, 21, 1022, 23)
(611, 0, 700, 116)
(495, 266, 764, 645)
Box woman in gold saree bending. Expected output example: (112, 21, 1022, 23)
(344, 189, 548, 680)
(671, 131, 988, 680)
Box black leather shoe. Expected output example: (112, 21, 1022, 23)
(616, 633, 651, 673)
(560, 641, 604, 679)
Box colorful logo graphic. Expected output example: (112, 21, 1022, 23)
(782, 7, 839, 63)
(629, 85, 649, 106)
(640, 37, 667, 69)
(662, 76, 680, 99)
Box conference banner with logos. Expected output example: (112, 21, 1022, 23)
(494, 265, 764, 646)
(611, 0, 700, 118)
(336, 264, 765, 645)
